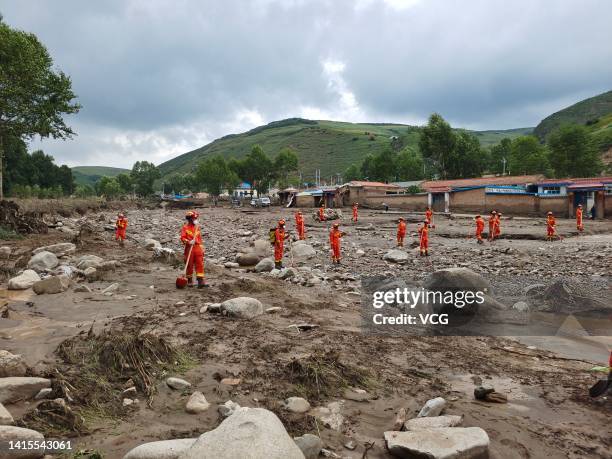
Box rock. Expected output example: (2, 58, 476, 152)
(236, 251, 262, 266)
(291, 242, 316, 260)
(424, 267, 491, 293)
(220, 378, 241, 386)
(32, 275, 70, 295)
(123, 398, 135, 406)
(8, 270, 41, 290)
(153, 247, 179, 264)
(512, 301, 529, 312)
(102, 282, 120, 294)
(0, 403, 13, 425)
(266, 307, 282, 314)
(384, 427, 489, 459)
(524, 283, 546, 297)
(83, 267, 97, 280)
(383, 249, 409, 263)
(343, 387, 370, 402)
(311, 401, 344, 431)
(223, 262, 240, 269)
(34, 388, 52, 400)
(220, 297, 264, 319)
(417, 397, 446, 417)
(355, 249, 365, 257)
(255, 258, 275, 272)
(178, 407, 305, 459)
(484, 392, 508, 403)
(392, 407, 408, 431)
(186, 391, 210, 414)
(32, 243, 76, 257)
(0, 426, 45, 458)
(279, 267, 296, 279)
(0, 246, 11, 259)
(166, 377, 191, 390)
(144, 239, 162, 250)
(123, 439, 197, 459)
(283, 397, 311, 413)
(76, 254, 104, 270)
(404, 415, 463, 430)
(0, 377, 51, 404)
(294, 434, 323, 459)
(0, 351, 27, 377)
(27, 251, 59, 271)
(344, 440, 356, 450)
(206, 303, 222, 313)
(218, 400, 241, 418)
(473, 386, 495, 400)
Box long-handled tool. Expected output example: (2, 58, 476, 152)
(176, 226, 200, 289)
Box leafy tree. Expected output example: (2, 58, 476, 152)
(447, 131, 485, 178)
(547, 124, 603, 177)
(344, 163, 362, 181)
(97, 176, 121, 199)
(130, 161, 160, 196)
(195, 155, 239, 197)
(395, 148, 424, 180)
(418, 113, 456, 179)
(371, 149, 396, 182)
(240, 145, 274, 195)
(360, 154, 375, 180)
(75, 184, 95, 198)
(0, 19, 80, 199)
(274, 147, 298, 189)
(508, 136, 550, 175)
(115, 173, 133, 193)
(488, 138, 512, 175)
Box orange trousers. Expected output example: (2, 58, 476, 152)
(184, 244, 204, 279)
(115, 229, 126, 241)
(331, 243, 341, 261)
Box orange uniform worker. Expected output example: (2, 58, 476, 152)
(319, 204, 326, 222)
(576, 204, 584, 232)
(418, 221, 429, 256)
(274, 219, 289, 269)
(546, 211, 557, 241)
(115, 213, 128, 245)
(425, 207, 434, 228)
(295, 211, 306, 240)
(180, 211, 206, 288)
(397, 217, 407, 247)
(475, 214, 485, 244)
(329, 222, 345, 264)
(488, 211, 497, 241)
(495, 212, 502, 238)
(352, 203, 359, 222)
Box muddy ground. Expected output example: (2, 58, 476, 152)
(1, 204, 611, 459)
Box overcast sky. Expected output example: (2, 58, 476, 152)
(2, 0, 612, 168)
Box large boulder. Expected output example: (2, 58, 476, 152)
(383, 249, 409, 263)
(32, 275, 70, 295)
(8, 270, 41, 290)
(178, 407, 305, 459)
(27, 251, 59, 271)
(255, 258, 275, 273)
(123, 438, 197, 459)
(0, 402, 13, 425)
(293, 434, 322, 459)
(0, 351, 27, 377)
(32, 243, 76, 257)
(76, 254, 104, 270)
(0, 377, 51, 404)
(220, 297, 264, 319)
(144, 239, 162, 251)
(291, 242, 316, 260)
(153, 247, 179, 265)
(384, 427, 489, 459)
(404, 415, 463, 431)
(424, 267, 491, 294)
(236, 252, 262, 266)
(0, 246, 11, 259)
(236, 239, 270, 266)
(0, 426, 45, 459)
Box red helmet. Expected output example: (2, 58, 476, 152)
(547, 211, 553, 215)
(278, 219, 286, 226)
(118, 213, 125, 218)
(186, 210, 199, 220)
(333, 222, 339, 227)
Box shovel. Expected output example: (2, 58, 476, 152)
(176, 226, 200, 289)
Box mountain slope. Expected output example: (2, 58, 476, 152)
(72, 166, 130, 187)
(158, 118, 531, 180)
(533, 90, 612, 141)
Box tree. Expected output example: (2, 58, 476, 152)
(240, 145, 274, 195)
(97, 176, 121, 199)
(447, 131, 485, 178)
(130, 161, 160, 196)
(0, 19, 80, 199)
(547, 125, 603, 178)
(274, 147, 298, 189)
(418, 113, 456, 179)
(195, 155, 239, 197)
(508, 136, 550, 175)
(395, 148, 424, 180)
(371, 149, 396, 182)
(115, 173, 133, 194)
(344, 163, 362, 181)
(488, 138, 512, 175)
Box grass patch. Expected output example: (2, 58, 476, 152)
(285, 350, 372, 402)
(0, 225, 22, 240)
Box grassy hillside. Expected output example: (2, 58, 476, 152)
(72, 166, 130, 187)
(158, 118, 531, 180)
(533, 90, 612, 141)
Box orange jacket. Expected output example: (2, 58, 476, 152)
(576, 208, 583, 223)
(546, 216, 556, 227)
(397, 221, 407, 236)
(418, 224, 429, 243)
(475, 217, 484, 234)
(319, 207, 325, 220)
(274, 227, 287, 247)
(180, 223, 202, 246)
(329, 228, 343, 247)
(115, 218, 128, 230)
(425, 210, 433, 222)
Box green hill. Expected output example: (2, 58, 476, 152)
(533, 90, 612, 141)
(72, 166, 130, 187)
(158, 118, 531, 180)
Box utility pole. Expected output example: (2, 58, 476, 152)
(502, 157, 507, 176)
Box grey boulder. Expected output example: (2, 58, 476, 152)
(8, 270, 41, 290)
(383, 249, 409, 263)
(0, 377, 52, 404)
(255, 258, 275, 272)
(27, 251, 59, 271)
(384, 427, 489, 459)
(123, 438, 197, 459)
(0, 426, 45, 458)
(220, 297, 264, 319)
(33, 243, 76, 257)
(0, 351, 27, 377)
(32, 275, 70, 295)
(293, 434, 322, 459)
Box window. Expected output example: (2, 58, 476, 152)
(542, 186, 560, 195)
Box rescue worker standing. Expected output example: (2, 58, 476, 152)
(576, 204, 584, 232)
(495, 212, 503, 239)
(115, 213, 128, 246)
(329, 222, 345, 264)
(352, 203, 359, 223)
(397, 217, 407, 247)
(418, 220, 429, 256)
(546, 211, 557, 241)
(319, 203, 326, 222)
(475, 214, 485, 244)
(295, 211, 306, 240)
(274, 219, 289, 269)
(488, 211, 497, 241)
(180, 211, 206, 288)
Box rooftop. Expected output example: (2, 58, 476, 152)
(422, 175, 542, 192)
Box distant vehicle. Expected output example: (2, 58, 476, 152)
(250, 198, 257, 206)
(231, 198, 241, 207)
(250, 197, 271, 207)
